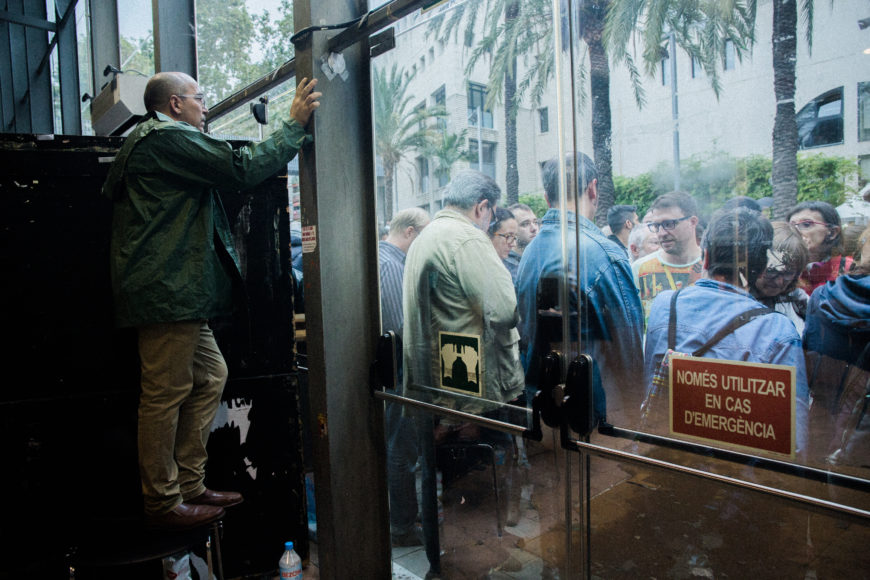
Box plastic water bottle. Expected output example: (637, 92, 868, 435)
(278, 541, 302, 579)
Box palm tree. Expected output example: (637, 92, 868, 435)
(771, 0, 814, 220)
(579, 1, 618, 225)
(428, 0, 554, 206)
(606, 0, 758, 198)
(424, 129, 471, 189)
(373, 63, 445, 222)
(606, 0, 757, 97)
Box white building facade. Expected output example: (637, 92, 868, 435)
(371, 0, 870, 221)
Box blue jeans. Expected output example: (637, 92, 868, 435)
(385, 398, 419, 534)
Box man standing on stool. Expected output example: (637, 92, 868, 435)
(103, 72, 321, 529)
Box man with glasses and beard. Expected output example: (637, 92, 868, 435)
(633, 191, 704, 325)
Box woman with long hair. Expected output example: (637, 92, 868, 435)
(787, 201, 852, 294)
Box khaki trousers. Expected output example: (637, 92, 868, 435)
(137, 321, 228, 516)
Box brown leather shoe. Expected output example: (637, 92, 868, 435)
(186, 488, 244, 508)
(145, 502, 225, 530)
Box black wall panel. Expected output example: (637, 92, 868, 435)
(0, 134, 306, 578)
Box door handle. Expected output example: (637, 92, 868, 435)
(564, 354, 594, 437)
(535, 350, 565, 429)
(370, 331, 398, 393)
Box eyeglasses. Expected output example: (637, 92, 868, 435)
(495, 233, 517, 244)
(175, 93, 207, 107)
(646, 215, 691, 233)
(789, 219, 829, 231)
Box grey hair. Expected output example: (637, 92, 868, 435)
(443, 170, 501, 210)
(627, 222, 649, 249)
(389, 207, 430, 236)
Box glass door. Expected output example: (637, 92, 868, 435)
(371, 0, 870, 578)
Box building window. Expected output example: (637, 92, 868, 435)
(467, 83, 493, 128)
(859, 155, 870, 189)
(415, 101, 426, 131)
(469, 139, 496, 180)
(417, 156, 430, 194)
(438, 169, 449, 189)
(797, 87, 844, 149)
(432, 85, 447, 130)
(432, 85, 446, 107)
(859, 82, 870, 142)
(724, 40, 736, 71)
(539, 107, 549, 133)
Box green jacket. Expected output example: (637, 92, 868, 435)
(102, 111, 311, 328)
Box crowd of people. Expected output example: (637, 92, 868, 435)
(381, 153, 869, 516)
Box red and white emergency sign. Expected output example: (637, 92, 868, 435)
(669, 355, 796, 457)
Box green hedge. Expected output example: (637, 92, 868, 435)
(613, 152, 857, 219)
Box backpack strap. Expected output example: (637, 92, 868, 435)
(692, 306, 774, 357)
(667, 288, 683, 352)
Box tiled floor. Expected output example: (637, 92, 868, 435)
(380, 426, 870, 579)
(260, 425, 869, 579)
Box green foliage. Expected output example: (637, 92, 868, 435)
(252, 0, 296, 71)
(517, 193, 548, 218)
(120, 0, 297, 139)
(372, 63, 447, 220)
(613, 173, 660, 218)
(735, 154, 856, 206)
(195, 0, 260, 105)
(613, 152, 856, 219)
(119, 0, 295, 108)
(119, 35, 154, 77)
(736, 155, 773, 199)
(423, 130, 471, 183)
(796, 155, 857, 206)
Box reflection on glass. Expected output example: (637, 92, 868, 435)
(207, 77, 299, 139)
(195, 0, 295, 106)
(589, 456, 870, 577)
(76, 1, 94, 134)
(373, 0, 869, 576)
(117, 2, 154, 77)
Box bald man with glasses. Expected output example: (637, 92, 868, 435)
(632, 191, 704, 326)
(103, 72, 321, 530)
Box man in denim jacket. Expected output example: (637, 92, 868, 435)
(643, 208, 809, 452)
(516, 153, 644, 426)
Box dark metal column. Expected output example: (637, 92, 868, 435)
(88, 0, 120, 95)
(0, 0, 54, 133)
(55, 0, 82, 135)
(294, 0, 391, 576)
(152, 0, 197, 77)
(23, 0, 53, 132)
